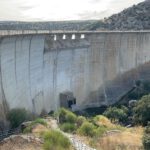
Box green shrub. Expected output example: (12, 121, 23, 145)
(76, 116, 86, 127)
(58, 108, 67, 123)
(42, 130, 71, 150)
(133, 95, 150, 126)
(66, 112, 77, 123)
(60, 123, 76, 133)
(31, 118, 47, 126)
(93, 115, 115, 128)
(143, 134, 150, 150)
(103, 107, 127, 123)
(58, 108, 77, 124)
(95, 126, 108, 137)
(23, 126, 32, 134)
(143, 123, 150, 150)
(77, 122, 96, 137)
(7, 108, 29, 128)
(23, 118, 47, 134)
(120, 106, 129, 114)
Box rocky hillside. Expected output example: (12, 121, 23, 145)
(87, 0, 150, 30)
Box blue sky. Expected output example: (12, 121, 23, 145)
(0, 0, 144, 21)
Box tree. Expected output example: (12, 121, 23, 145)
(103, 107, 127, 123)
(133, 94, 150, 126)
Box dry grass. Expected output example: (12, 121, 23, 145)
(94, 115, 115, 128)
(94, 115, 124, 130)
(32, 124, 49, 134)
(0, 135, 42, 150)
(95, 126, 144, 150)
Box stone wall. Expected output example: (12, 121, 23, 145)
(0, 32, 150, 119)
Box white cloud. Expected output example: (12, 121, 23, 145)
(0, 0, 144, 21)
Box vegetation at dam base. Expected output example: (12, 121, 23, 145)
(42, 130, 72, 150)
(2, 79, 150, 149)
(143, 123, 150, 150)
(2, 92, 149, 150)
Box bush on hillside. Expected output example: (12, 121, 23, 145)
(31, 118, 47, 126)
(23, 125, 32, 133)
(58, 108, 77, 124)
(60, 123, 76, 133)
(103, 107, 128, 123)
(7, 108, 29, 128)
(95, 126, 108, 137)
(23, 118, 47, 133)
(42, 130, 71, 150)
(93, 115, 115, 128)
(76, 116, 86, 127)
(77, 122, 96, 137)
(133, 94, 150, 126)
(143, 123, 150, 150)
(120, 106, 129, 114)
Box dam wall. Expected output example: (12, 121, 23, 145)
(0, 31, 150, 120)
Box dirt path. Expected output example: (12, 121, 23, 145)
(66, 133, 96, 150)
(46, 118, 96, 150)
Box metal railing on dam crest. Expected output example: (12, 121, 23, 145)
(0, 30, 150, 36)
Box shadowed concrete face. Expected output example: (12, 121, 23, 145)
(0, 32, 150, 119)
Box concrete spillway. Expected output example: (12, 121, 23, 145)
(0, 31, 150, 121)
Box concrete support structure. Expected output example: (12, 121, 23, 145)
(0, 31, 150, 121)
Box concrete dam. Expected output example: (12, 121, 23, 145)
(0, 30, 150, 120)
